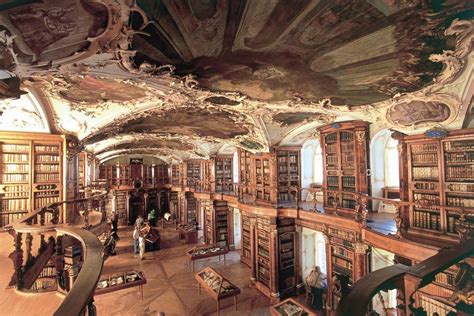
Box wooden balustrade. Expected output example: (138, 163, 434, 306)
(5, 183, 109, 315)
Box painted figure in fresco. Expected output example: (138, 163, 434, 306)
(9, 6, 76, 55)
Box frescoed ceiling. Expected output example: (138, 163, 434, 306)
(0, 0, 472, 161)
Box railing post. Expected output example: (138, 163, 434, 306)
(13, 232, 24, 290)
(25, 233, 33, 268)
(55, 235, 65, 291)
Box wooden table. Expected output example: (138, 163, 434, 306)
(177, 225, 198, 244)
(270, 298, 316, 316)
(95, 271, 146, 300)
(194, 267, 240, 316)
(186, 244, 229, 272)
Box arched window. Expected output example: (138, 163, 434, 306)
(370, 129, 400, 210)
(384, 138, 399, 188)
(301, 139, 323, 200)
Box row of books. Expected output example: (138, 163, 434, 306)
(327, 176, 339, 186)
(447, 183, 474, 192)
(1, 144, 29, 152)
(325, 133, 337, 143)
(413, 210, 440, 231)
(35, 164, 59, 172)
(411, 143, 438, 153)
(325, 143, 338, 154)
(2, 174, 28, 183)
(35, 196, 60, 208)
(412, 167, 439, 179)
(342, 176, 355, 187)
(446, 196, 474, 207)
(35, 145, 59, 152)
(1, 164, 29, 172)
(340, 131, 354, 141)
(341, 142, 354, 152)
(1, 198, 28, 211)
(445, 152, 474, 163)
(445, 166, 473, 179)
(1, 153, 28, 162)
(444, 140, 474, 151)
(332, 256, 353, 269)
(332, 245, 353, 259)
(36, 155, 60, 162)
(413, 193, 440, 204)
(35, 173, 60, 183)
(412, 153, 438, 165)
(35, 190, 59, 197)
(434, 271, 455, 287)
(414, 182, 436, 190)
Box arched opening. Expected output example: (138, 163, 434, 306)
(129, 193, 145, 225)
(370, 129, 400, 211)
(301, 139, 323, 201)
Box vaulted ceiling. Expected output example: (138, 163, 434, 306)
(0, 0, 472, 163)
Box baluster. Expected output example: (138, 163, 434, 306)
(38, 233, 47, 253)
(395, 206, 403, 238)
(14, 232, 24, 290)
(40, 207, 45, 226)
(55, 235, 65, 291)
(25, 233, 33, 268)
(53, 205, 60, 224)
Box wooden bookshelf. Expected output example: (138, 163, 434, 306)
(169, 191, 179, 220)
(114, 189, 127, 225)
(186, 160, 202, 187)
(154, 164, 168, 185)
(214, 200, 230, 245)
(215, 156, 233, 193)
(256, 215, 272, 291)
(204, 199, 213, 243)
(254, 154, 273, 204)
(327, 227, 358, 311)
(0, 132, 66, 227)
(400, 129, 474, 241)
(185, 192, 197, 225)
(277, 217, 296, 297)
(238, 149, 252, 195)
(78, 152, 87, 187)
(319, 121, 370, 214)
(276, 148, 301, 204)
(240, 213, 252, 267)
(171, 163, 182, 186)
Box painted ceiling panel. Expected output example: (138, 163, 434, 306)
(0, 0, 472, 160)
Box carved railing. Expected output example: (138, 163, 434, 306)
(5, 183, 110, 316)
(335, 238, 474, 316)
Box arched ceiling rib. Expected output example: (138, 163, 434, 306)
(0, 0, 472, 160)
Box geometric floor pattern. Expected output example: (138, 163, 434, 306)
(94, 226, 273, 316)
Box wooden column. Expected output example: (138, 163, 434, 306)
(323, 232, 333, 312)
(270, 221, 279, 302)
(54, 235, 65, 291)
(249, 217, 257, 284)
(25, 233, 33, 268)
(13, 232, 24, 289)
(353, 242, 369, 282)
(295, 224, 304, 294)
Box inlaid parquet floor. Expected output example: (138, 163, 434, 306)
(94, 226, 273, 316)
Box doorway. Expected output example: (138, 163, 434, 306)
(129, 194, 144, 225)
(301, 227, 327, 282)
(233, 208, 241, 250)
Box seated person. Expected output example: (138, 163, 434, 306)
(140, 222, 160, 251)
(306, 266, 327, 310)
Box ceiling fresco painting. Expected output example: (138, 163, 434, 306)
(0, 0, 471, 161)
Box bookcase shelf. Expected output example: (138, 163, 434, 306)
(240, 213, 251, 267)
(256, 216, 271, 288)
(186, 160, 202, 187)
(215, 156, 233, 193)
(319, 121, 370, 214)
(277, 217, 296, 297)
(171, 164, 182, 186)
(400, 129, 474, 240)
(0, 133, 65, 227)
(276, 148, 301, 203)
(254, 154, 273, 203)
(238, 149, 252, 195)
